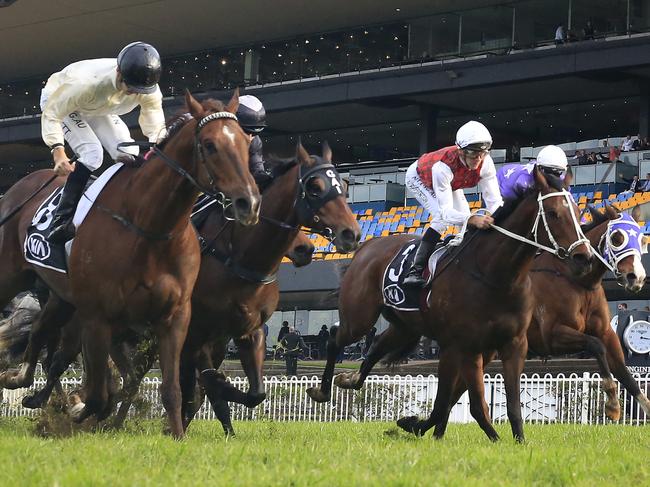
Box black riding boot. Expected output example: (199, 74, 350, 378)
(47, 164, 92, 243)
(402, 228, 441, 287)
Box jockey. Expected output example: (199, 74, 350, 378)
(403, 121, 504, 287)
(236, 95, 272, 185)
(497, 145, 568, 201)
(41, 41, 166, 243)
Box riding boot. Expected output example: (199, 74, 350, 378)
(47, 164, 92, 243)
(402, 228, 441, 287)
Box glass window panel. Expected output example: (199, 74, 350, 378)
(572, 0, 629, 38)
(515, 0, 570, 48)
(409, 14, 460, 59)
(460, 5, 514, 54)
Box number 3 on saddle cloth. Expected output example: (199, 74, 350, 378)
(23, 163, 125, 273)
(382, 237, 452, 312)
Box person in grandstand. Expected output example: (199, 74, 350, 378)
(236, 94, 272, 186)
(497, 145, 569, 202)
(402, 121, 503, 287)
(40, 41, 166, 243)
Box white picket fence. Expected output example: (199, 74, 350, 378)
(1, 373, 648, 424)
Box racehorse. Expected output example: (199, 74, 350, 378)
(306, 167, 592, 442)
(427, 205, 650, 437)
(0, 90, 260, 438)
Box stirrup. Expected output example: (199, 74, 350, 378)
(403, 268, 426, 287)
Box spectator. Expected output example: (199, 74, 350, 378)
(640, 173, 650, 192)
(262, 322, 269, 348)
(632, 134, 642, 151)
(641, 137, 650, 150)
(279, 326, 306, 376)
(573, 149, 587, 165)
(586, 152, 597, 164)
(617, 302, 628, 312)
(363, 326, 377, 358)
(510, 141, 520, 162)
(621, 135, 634, 152)
(609, 144, 621, 162)
(317, 325, 329, 359)
(555, 24, 566, 45)
(583, 20, 595, 40)
(277, 320, 290, 343)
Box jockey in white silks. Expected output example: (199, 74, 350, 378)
(403, 121, 504, 287)
(40, 41, 166, 243)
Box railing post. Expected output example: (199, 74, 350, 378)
(581, 372, 590, 424)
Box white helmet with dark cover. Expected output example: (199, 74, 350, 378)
(237, 95, 266, 134)
(455, 121, 493, 151)
(536, 145, 568, 174)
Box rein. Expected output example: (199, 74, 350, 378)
(105, 111, 237, 241)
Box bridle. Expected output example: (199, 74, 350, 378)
(107, 111, 240, 240)
(489, 189, 590, 259)
(594, 214, 643, 279)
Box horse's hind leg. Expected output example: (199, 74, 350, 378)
(460, 353, 499, 442)
(397, 348, 460, 437)
(550, 325, 620, 421)
(0, 294, 74, 389)
(602, 329, 650, 417)
(234, 327, 267, 407)
(334, 324, 419, 390)
(22, 319, 82, 409)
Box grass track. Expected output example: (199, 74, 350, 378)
(0, 419, 648, 486)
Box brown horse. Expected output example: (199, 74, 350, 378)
(429, 206, 650, 437)
(307, 167, 593, 442)
(0, 91, 260, 438)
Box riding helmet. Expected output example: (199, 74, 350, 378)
(536, 145, 568, 172)
(237, 95, 267, 134)
(117, 42, 162, 94)
(455, 121, 493, 151)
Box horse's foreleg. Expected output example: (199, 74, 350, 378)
(22, 319, 82, 409)
(74, 318, 111, 424)
(202, 341, 235, 436)
(550, 324, 620, 421)
(306, 325, 344, 403)
(460, 353, 499, 442)
(156, 303, 191, 440)
(602, 329, 650, 417)
(500, 335, 527, 442)
(234, 328, 267, 407)
(0, 296, 74, 389)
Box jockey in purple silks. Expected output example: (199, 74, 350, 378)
(497, 145, 569, 202)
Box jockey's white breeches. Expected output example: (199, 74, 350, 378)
(405, 162, 470, 233)
(40, 93, 138, 171)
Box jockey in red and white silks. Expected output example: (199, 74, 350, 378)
(402, 121, 504, 287)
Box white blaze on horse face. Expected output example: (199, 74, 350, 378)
(222, 125, 236, 145)
(631, 255, 646, 289)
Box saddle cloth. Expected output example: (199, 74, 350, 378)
(382, 240, 448, 312)
(23, 163, 124, 273)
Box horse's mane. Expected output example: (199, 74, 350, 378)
(580, 204, 619, 233)
(265, 154, 299, 180)
(156, 98, 229, 151)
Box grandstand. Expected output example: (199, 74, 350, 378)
(1, 0, 650, 339)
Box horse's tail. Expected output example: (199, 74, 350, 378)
(0, 309, 35, 365)
(381, 335, 421, 367)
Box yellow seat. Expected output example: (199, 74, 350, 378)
(608, 194, 617, 200)
(594, 191, 602, 199)
(381, 229, 390, 236)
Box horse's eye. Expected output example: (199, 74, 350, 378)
(202, 141, 217, 154)
(610, 230, 625, 248)
(305, 177, 326, 197)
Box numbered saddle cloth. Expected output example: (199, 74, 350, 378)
(381, 240, 448, 312)
(23, 163, 124, 273)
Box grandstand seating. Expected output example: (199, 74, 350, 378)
(293, 186, 650, 262)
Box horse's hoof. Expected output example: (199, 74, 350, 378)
(71, 405, 91, 424)
(224, 426, 236, 438)
(397, 416, 426, 436)
(21, 393, 44, 409)
(0, 371, 28, 390)
(306, 387, 330, 403)
(245, 392, 266, 408)
(605, 402, 621, 422)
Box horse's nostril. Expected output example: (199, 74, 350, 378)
(572, 253, 591, 268)
(627, 273, 638, 283)
(341, 229, 356, 243)
(234, 197, 251, 214)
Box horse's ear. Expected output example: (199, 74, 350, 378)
(533, 165, 550, 192)
(322, 141, 332, 163)
(631, 204, 642, 223)
(296, 140, 312, 166)
(226, 87, 240, 114)
(185, 90, 203, 119)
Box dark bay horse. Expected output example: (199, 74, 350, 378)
(0, 91, 260, 438)
(307, 167, 592, 442)
(428, 206, 649, 437)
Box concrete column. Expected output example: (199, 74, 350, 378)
(419, 105, 439, 154)
(640, 82, 650, 139)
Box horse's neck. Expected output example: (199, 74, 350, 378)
(126, 131, 198, 235)
(231, 165, 301, 274)
(475, 198, 541, 289)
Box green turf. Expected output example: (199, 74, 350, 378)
(0, 419, 647, 486)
